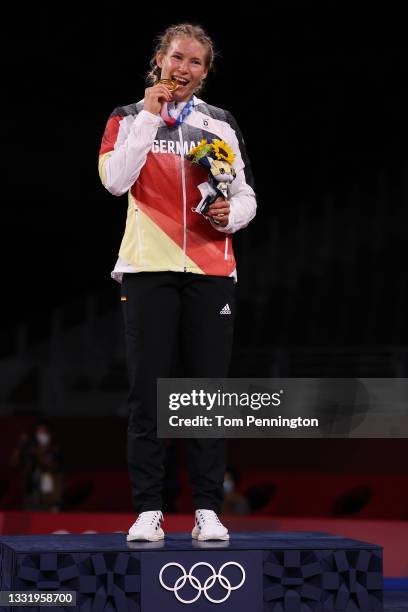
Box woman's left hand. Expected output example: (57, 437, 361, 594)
(208, 197, 230, 227)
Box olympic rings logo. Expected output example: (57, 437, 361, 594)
(159, 561, 246, 604)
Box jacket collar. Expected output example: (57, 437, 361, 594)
(192, 95, 204, 106)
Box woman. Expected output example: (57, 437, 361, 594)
(98, 23, 256, 541)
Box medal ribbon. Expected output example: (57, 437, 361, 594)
(161, 98, 194, 127)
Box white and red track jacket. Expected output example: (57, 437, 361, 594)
(98, 95, 257, 282)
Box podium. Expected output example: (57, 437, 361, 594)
(0, 532, 383, 611)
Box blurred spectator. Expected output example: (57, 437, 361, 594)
(10, 419, 63, 511)
(221, 466, 250, 515)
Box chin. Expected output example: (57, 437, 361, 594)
(174, 90, 193, 102)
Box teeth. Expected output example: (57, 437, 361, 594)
(173, 76, 188, 85)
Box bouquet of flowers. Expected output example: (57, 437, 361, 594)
(187, 138, 236, 218)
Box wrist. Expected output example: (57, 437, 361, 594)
(143, 106, 160, 116)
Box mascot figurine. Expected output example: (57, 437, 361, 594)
(187, 139, 236, 219)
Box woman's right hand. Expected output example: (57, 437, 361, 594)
(144, 83, 174, 115)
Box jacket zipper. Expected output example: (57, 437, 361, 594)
(178, 126, 187, 272)
(134, 207, 142, 261)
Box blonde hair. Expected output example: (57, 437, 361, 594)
(147, 23, 216, 95)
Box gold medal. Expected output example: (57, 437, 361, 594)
(158, 78, 178, 91)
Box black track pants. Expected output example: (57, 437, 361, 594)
(121, 271, 235, 513)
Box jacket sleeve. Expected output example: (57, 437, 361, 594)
(98, 108, 161, 197)
(210, 110, 257, 234)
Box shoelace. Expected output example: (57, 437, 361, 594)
(135, 511, 163, 526)
(197, 510, 222, 525)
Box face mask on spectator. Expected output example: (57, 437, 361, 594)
(223, 478, 235, 493)
(36, 432, 50, 446)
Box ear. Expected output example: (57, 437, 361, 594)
(156, 52, 163, 68)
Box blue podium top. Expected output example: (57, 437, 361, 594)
(0, 532, 381, 553)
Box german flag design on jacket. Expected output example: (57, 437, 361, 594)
(98, 96, 257, 282)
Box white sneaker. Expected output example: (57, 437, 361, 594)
(191, 509, 229, 541)
(126, 510, 164, 542)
